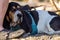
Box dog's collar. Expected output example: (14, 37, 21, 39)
(10, 25, 22, 31)
(25, 10, 38, 35)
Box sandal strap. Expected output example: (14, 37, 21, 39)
(8, 29, 25, 38)
(0, 29, 25, 39)
(0, 29, 9, 40)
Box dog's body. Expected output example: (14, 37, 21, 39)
(33, 10, 60, 34)
(20, 9, 60, 34)
(3, 2, 60, 35)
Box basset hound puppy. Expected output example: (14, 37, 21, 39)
(3, 2, 60, 35)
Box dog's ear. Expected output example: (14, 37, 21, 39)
(6, 16, 10, 22)
(21, 5, 31, 10)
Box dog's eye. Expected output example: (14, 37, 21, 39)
(17, 6, 20, 8)
(13, 6, 16, 9)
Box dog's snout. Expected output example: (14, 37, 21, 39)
(17, 14, 22, 18)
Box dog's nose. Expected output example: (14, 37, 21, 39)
(17, 14, 22, 18)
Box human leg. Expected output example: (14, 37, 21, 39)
(0, 0, 9, 31)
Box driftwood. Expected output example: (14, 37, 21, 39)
(50, 0, 60, 15)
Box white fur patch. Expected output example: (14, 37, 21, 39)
(36, 10, 58, 34)
(14, 10, 22, 22)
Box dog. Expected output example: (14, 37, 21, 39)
(3, 2, 60, 35)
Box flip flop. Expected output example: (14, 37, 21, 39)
(0, 29, 9, 40)
(8, 29, 25, 39)
(0, 29, 25, 39)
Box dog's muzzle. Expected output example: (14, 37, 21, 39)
(11, 10, 23, 26)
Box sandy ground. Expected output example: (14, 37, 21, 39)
(9, 34, 60, 40)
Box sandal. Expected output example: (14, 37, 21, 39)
(0, 29, 25, 39)
(8, 29, 25, 39)
(0, 29, 9, 40)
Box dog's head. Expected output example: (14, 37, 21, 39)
(4, 2, 23, 27)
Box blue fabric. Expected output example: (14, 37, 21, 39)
(10, 25, 21, 31)
(25, 11, 38, 35)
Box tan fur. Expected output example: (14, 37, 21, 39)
(9, 11, 14, 22)
(6, 16, 10, 22)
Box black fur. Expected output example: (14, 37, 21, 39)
(48, 11, 58, 16)
(21, 10, 39, 33)
(30, 10, 39, 25)
(21, 5, 31, 10)
(20, 11, 32, 33)
(48, 11, 60, 31)
(50, 16, 60, 31)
